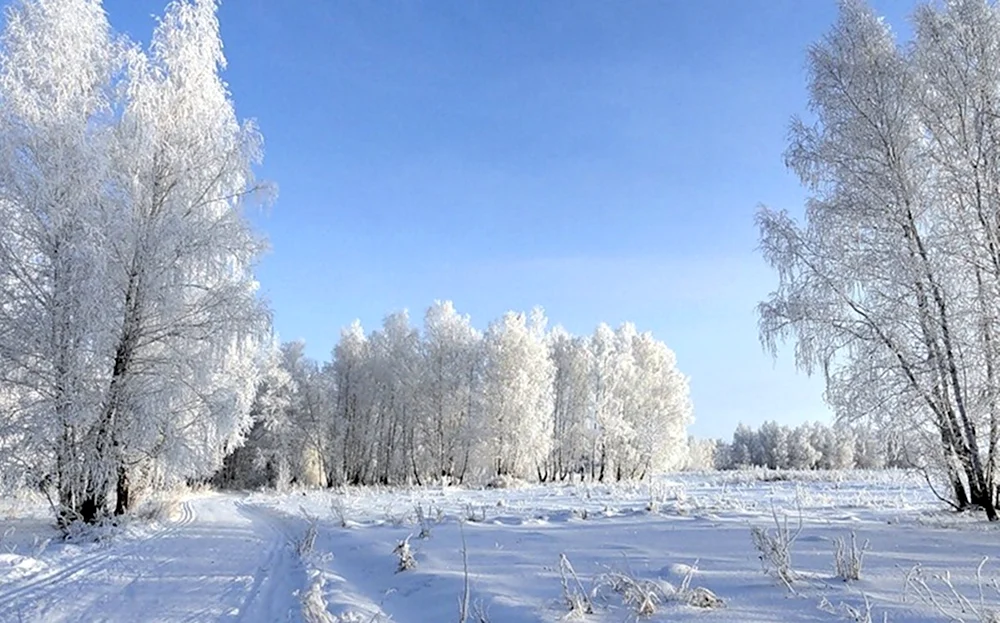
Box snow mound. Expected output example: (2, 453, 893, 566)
(0, 553, 46, 581)
(657, 562, 700, 581)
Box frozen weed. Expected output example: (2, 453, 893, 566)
(841, 594, 886, 623)
(904, 558, 1000, 623)
(133, 496, 180, 524)
(558, 553, 594, 615)
(330, 497, 348, 528)
(596, 569, 664, 616)
(645, 493, 659, 514)
(2, 525, 15, 554)
(671, 562, 724, 609)
(297, 509, 318, 558)
(463, 504, 486, 523)
(472, 598, 491, 623)
(459, 521, 471, 623)
(414, 503, 434, 539)
(62, 516, 119, 544)
(383, 505, 406, 527)
(750, 499, 803, 591)
(819, 595, 886, 623)
(393, 535, 416, 572)
(833, 531, 869, 582)
(31, 534, 51, 557)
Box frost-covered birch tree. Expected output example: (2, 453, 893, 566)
(478, 309, 555, 479)
(586, 324, 691, 480)
(282, 342, 333, 487)
(416, 301, 481, 484)
(367, 311, 420, 484)
(759, 0, 1000, 520)
(0, 0, 118, 521)
(99, 0, 269, 517)
(214, 341, 295, 489)
(546, 327, 594, 481)
(0, 0, 270, 523)
(331, 321, 372, 486)
(717, 421, 871, 471)
(627, 330, 692, 475)
(588, 323, 629, 481)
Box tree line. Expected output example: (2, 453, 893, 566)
(215, 301, 694, 490)
(708, 421, 908, 472)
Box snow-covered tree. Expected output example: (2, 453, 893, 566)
(786, 426, 820, 470)
(758, 0, 1000, 519)
(367, 311, 420, 484)
(280, 341, 331, 487)
(729, 424, 758, 468)
(757, 421, 790, 470)
(330, 321, 372, 486)
(0, 0, 270, 523)
(478, 309, 555, 479)
(718, 420, 877, 471)
(684, 437, 718, 471)
(103, 0, 269, 516)
(588, 323, 631, 481)
(214, 340, 296, 489)
(625, 329, 692, 475)
(217, 307, 694, 488)
(0, 0, 120, 522)
(416, 301, 481, 484)
(546, 327, 594, 481)
(853, 426, 885, 470)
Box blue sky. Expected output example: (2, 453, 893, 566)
(100, 0, 914, 440)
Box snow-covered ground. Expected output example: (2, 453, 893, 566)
(0, 471, 998, 622)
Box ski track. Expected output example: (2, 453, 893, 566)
(0, 497, 306, 623)
(231, 503, 303, 623)
(0, 500, 195, 609)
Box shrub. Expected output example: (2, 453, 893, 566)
(750, 502, 803, 591)
(393, 535, 416, 572)
(833, 531, 869, 582)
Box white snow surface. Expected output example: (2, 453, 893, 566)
(0, 470, 998, 622)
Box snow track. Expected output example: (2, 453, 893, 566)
(0, 500, 195, 609)
(0, 496, 306, 623)
(231, 502, 305, 623)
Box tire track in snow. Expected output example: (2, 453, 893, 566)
(0, 500, 195, 613)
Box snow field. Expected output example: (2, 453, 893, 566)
(0, 471, 998, 622)
(257, 470, 1000, 622)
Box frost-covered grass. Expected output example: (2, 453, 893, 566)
(244, 469, 998, 622)
(1, 470, 999, 622)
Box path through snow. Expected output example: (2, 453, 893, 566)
(0, 495, 306, 623)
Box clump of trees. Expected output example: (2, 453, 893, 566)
(0, 0, 270, 525)
(712, 421, 908, 471)
(0, 0, 690, 526)
(216, 301, 694, 489)
(758, 0, 1000, 519)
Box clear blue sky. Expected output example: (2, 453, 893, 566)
(97, 0, 913, 440)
